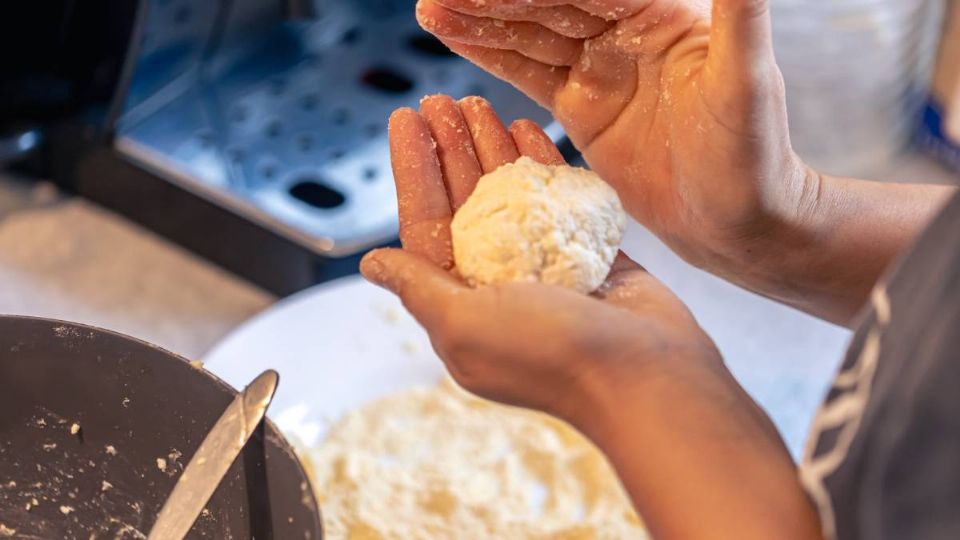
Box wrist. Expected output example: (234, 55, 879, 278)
(694, 158, 832, 309)
(567, 329, 727, 445)
(571, 339, 821, 539)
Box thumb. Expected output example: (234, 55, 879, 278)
(595, 252, 689, 318)
(608, 250, 646, 274)
(706, 0, 776, 87)
(360, 248, 465, 329)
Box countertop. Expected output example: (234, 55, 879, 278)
(0, 172, 273, 359)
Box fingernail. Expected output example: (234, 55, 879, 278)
(458, 95, 489, 109)
(359, 252, 385, 284)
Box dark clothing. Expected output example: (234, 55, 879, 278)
(803, 190, 960, 540)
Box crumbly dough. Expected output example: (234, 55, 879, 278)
(451, 157, 627, 293)
(300, 379, 647, 539)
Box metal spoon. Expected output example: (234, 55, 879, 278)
(147, 369, 279, 540)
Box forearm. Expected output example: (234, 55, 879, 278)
(724, 169, 955, 326)
(578, 352, 822, 540)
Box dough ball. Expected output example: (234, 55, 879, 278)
(451, 157, 627, 293)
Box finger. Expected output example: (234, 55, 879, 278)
(389, 108, 450, 226)
(553, 33, 638, 147)
(388, 108, 455, 267)
(424, 0, 652, 20)
(419, 95, 484, 210)
(509, 119, 565, 165)
(705, 0, 776, 102)
(432, 0, 611, 39)
(360, 248, 465, 330)
(435, 38, 568, 109)
(417, 0, 581, 66)
(458, 96, 521, 173)
(710, 0, 774, 67)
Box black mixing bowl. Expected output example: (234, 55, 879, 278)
(0, 315, 323, 539)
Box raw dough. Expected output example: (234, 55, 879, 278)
(299, 379, 646, 539)
(451, 157, 627, 293)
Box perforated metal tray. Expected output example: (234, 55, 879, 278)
(115, 0, 558, 258)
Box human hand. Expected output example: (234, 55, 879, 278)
(363, 98, 824, 540)
(361, 96, 818, 539)
(415, 0, 816, 278)
(361, 95, 721, 425)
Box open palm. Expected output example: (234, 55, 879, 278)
(362, 95, 708, 417)
(417, 0, 811, 271)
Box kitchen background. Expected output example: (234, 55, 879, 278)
(1, 0, 959, 457)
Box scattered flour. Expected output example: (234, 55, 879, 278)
(300, 379, 647, 539)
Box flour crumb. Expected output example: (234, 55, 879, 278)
(166, 449, 183, 470)
(376, 305, 400, 324)
(101, 481, 113, 492)
(59, 505, 74, 515)
(400, 340, 419, 355)
(0, 524, 15, 536)
(156, 458, 167, 471)
(190, 360, 204, 370)
(70, 422, 81, 435)
(105, 445, 117, 456)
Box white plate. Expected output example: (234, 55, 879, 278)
(203, 276, 444, 446)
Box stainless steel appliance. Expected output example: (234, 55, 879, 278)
(3, 0, 569, 295)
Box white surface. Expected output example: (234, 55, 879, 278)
(205, 221, 853, 459)
(204, 276, 444, 447)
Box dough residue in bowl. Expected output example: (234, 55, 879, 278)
(299, 379, 647, 539)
